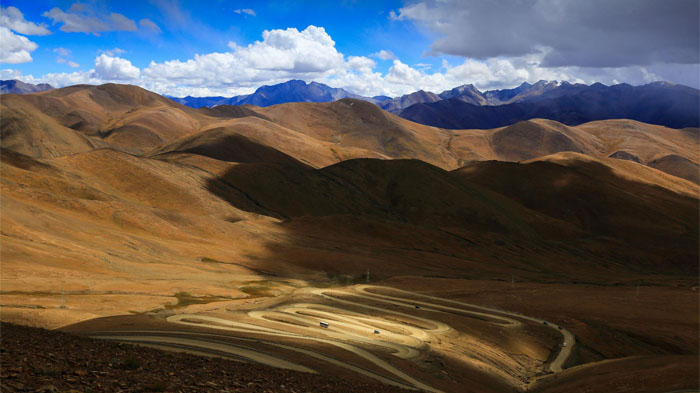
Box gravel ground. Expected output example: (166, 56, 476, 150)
(0, 322, 410, 393)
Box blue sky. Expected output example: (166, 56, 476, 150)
(1, 1, 698, 96)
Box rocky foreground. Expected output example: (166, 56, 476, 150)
(0, 322, 408, 393)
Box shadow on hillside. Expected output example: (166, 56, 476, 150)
(202, 157, 699, 284)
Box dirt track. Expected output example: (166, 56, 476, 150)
(90, 285, 574, 392)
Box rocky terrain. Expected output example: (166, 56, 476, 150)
(0, 322, 408, 393)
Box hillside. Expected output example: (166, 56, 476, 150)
(1, 82, 698, 393)
(2, 84, 697, 186)
(399, 82, 700, 129)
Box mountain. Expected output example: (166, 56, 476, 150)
(3, 83, 697, 184)
(399, 82, 700, 129)
(2, 82, 698, 393)
(170, 80, 376, 108)
(1, 79, 54, 94)
(439, 84, 488, 105)
(166, 95, 233, 108)
(378, 90, 441, 112)
(236, 80, 369, 106)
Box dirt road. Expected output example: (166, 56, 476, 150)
(91, 285, 575, 392)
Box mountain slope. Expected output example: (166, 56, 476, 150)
(170, 80, 375, 108)
(1, 79, 54, 94)
(253, 98, 460, 168)
(400, 82, 700, 129)
(3, 83, 697, 185)
(455, 152, 698, 273)
(379, 90, 441, 113)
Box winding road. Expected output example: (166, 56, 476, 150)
(91, 285, 575, 392)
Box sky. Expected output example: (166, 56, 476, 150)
(1, 0, 698, 97)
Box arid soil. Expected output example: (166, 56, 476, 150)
(1, 84, 698, 392)
(0, 322, 410, 393)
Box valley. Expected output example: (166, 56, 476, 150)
(1, 83, 698, 392)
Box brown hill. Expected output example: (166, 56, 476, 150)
(149, 127, 310, 168)
(3, 84, 697, 185)
(253, 98, 460, 168)
(1, 84, 208, 155)
(455, 152, 698, 273)
(648, 154, 700, 184)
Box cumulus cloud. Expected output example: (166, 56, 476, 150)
(94, 54, 140, 80)
(142, 26, 345, 94)
(234, 9, 256, 16)
(0, 27, 38, 64)
(43, 3, 137, 35)
(5, 22, 698, 97)
(139, 18, 161, 33)
(347, 56, 376, 70)
(373, 50, 396, 60)
(0, 6, 51, 35)
(394, 0, 700, 68)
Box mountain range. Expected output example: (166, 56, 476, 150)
(2, 82, 697, 279)
(169, 79, 700, 129)
(4, 78, 698, 129)
(166, 79, 385, 108)
(400, 81, 700, 129)
(1, 82, 698, 392)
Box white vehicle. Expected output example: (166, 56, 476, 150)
(320, 321, 329, 328)
(563, 342, 567, 347)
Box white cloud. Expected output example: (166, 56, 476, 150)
(43, 3, 137, 35)
(4, 23, 697, 97)
(234, 9, 256, 16)
(373, 50, 396, 60)
(102, 48, 126, 57)
(54, 47, 71, 57)
(0, 27, 38, 64)
(142, 26, 345, 94)
(54, 47, 81, 68)
(0, 6, 51, 35)
(347, 56, 376, 70)
(57, 58, 80, 68)
(139, 18, 161, 34)
(94, 54, 140, 80)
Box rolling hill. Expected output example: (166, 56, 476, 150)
(1, 82, 698, 393)
(2, 84, 698, 185)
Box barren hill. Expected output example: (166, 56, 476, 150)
(3, 84, 697, 184)
(2, 83, 698, 393)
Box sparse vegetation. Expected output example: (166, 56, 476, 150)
(123, 355, 141, 370)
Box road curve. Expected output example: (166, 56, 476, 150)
(91, 284, 575, 392)
(354, 286, 575, 372)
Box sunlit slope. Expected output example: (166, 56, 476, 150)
(3, 84, 697, 185)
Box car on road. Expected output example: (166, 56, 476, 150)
(374, 329, 380, 334)
(415, 305, 420, 309)
(320, 321, 329, 328)
(563, 342, 567, 347)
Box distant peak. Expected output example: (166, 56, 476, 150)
(647, 81, 675, 87)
